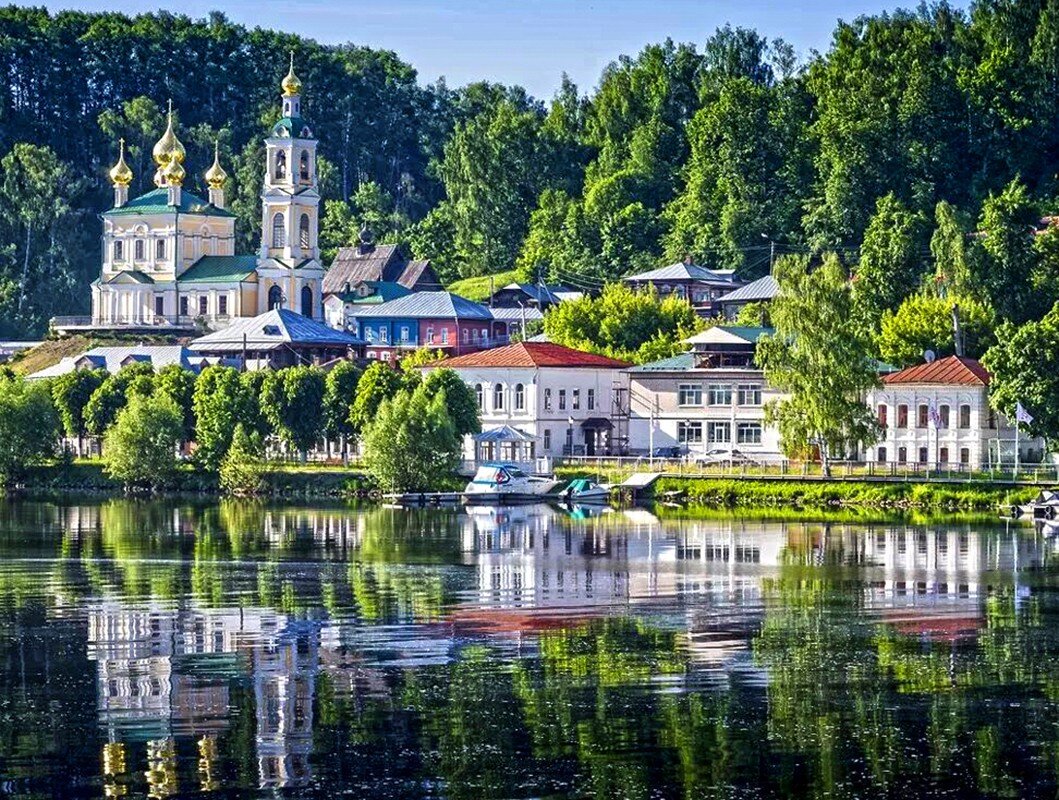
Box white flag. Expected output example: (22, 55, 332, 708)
(1016, 402, 1034, 425)
(928, 401, 943, 428)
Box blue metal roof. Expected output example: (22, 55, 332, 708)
(717, 275, 779, 304)
(627, 353, 696, 372)
(349, 291, 493, 320)
(191, 308, 364, 352)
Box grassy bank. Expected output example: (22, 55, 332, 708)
(651, 476, 1037, 512)
(18, 461, 376, 498)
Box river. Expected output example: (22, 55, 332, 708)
(0, 498, 1055, 798)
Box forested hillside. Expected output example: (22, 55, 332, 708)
(4, 3, 1059, 337)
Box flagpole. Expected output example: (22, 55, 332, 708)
(1015, 419, 1020, 480)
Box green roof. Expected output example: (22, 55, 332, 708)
(332, 281, 412, 304)
(628, 353, 696, 372)
(271, 116, 313, 138)
(718, 326, 773, 343)
(104, 188, 236, 218)
(177, 255, 258, 283)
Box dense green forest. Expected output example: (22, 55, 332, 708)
(5, 2, 1059, 337)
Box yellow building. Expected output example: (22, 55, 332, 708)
(58, 57, 324, 334)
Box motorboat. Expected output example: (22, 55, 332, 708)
(561, 478, 612, 504)
(463, 463, 560, 502)
(1011, 489, 1059, 519)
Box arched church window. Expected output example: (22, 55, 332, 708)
(272, 213, 286, 248)
(299, 150, 310, 182)
(268, 284, 283, 310)
(156, 239, 165, 260)
(299, 214, 311, 249)
(114, 241, 124, 262)
(301, 285, 313, 318)
(275, 151, 287, 181)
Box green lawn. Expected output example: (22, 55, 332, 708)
(446, 270, 520, 302)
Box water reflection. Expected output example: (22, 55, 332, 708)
(0, 499, 1057, 797)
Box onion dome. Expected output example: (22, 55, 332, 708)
(108, 138, 133, 186)
(281, 51, 302, 97)
(204, 142, 228, 189)
(152, 100, 186, 166)
(163, 156, 185, 187)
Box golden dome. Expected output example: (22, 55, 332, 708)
(109, 138, 133, 186)
(281, 51, 302, 97)
(163, 156, 185, 187)
(204, 142, 228, 189)
(152, 100, 186, 166)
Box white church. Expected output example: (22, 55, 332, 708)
(57, 57, 325, 334)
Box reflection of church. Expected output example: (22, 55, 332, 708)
(76, 57, 324, 334)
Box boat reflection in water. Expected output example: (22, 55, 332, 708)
(0, 499, 1056, 797)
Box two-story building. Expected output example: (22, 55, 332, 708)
(627, 326, 783, 461)
(623, 260, 744, 317)
(424, 342, 631, 466)
(349, 291, 517, 362)
(866, 355, 1043, 469)
(322, 280, 411, 332)
(486, 282, 582, 310)
(717, 274, 778, 320)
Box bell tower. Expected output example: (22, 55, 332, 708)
(260, 53, 320, 264)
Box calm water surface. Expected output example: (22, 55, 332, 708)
(0, 499, 1055, 798)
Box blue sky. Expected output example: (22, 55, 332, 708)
(42, 0, 971, 98)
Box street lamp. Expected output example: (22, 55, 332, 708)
(760, 233, 776, 273)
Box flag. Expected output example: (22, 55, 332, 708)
(928, 401, 943, 428)
(1016, 402, 1034, 425)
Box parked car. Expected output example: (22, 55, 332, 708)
(649, 445, 686, 460)
(695, 448, 758, 467)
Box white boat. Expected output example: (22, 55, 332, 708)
(463, 463, 560, 501)
(561, 478, 612, 504)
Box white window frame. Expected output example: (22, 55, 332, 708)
(678, 384, 703, 407)
(707, 421, 731, 443)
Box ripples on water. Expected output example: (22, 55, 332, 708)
(0, 500, 1056, 798)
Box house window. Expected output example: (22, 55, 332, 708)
(299, 214, 311, 249)
(134, 239, 145, 260)
(462, 329, 469, 344)
(299, 150, 311, 182)
(179, 296, 188, 316)
(544, 388, 552, 411)
(939, 404, 950, 428)
(587, 389, 595, 410)
(707, 384, 733, 406)
(559, 389, 566, 410)
(898, 446, 907, 464)
(678, 384, 702, 406)
(960, 447, 970, 465)
(400, 326, 410, 343)
(441, 329, 449, 344)
(877, 404, 888, 428)
(476, 384, 484, 411)
(426, 327, 435, 343)
(939, 447, 949, 464)
(897, 404, 908, 428)
(114, 240, 124, 261)
(268, 284, 282, 310)
(156, 239, 165, 260)
(271, 213, 286, 248)
(572, 389, 580, 410)
(301, 285, 313, 318)
(918, 447, 929, 464)
(198, 296, 208, 316)
(565, 427, 573, 449)
(543, 429, 551, 451)
(707, 421, 731, 443)
(218, 295, 228, 315)
(678, 421, 702, 445)
(737, 422, 762, 445)
(514, 384, 525, 412)
(917, 404, 929, 429)
(877, 446, 887, 463)
(737, 384, 762, 406)
(379, 328, 388, 343)
(154, 296, 164, 318)
(959, 404, 971, 429)
(275, 150, 287, 180)
(493, 384, 504, 411)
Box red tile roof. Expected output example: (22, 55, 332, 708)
(434, 342, 631, 369)
(882, 355, 990, 386)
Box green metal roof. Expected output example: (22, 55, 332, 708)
(104, 188, 236, 218)
(718, 326, 773, 343)
(271, 116, 313, 138)
(177, 255, 258, 283)
(628, 353, 696, 372)
(331, 281, 412, 304)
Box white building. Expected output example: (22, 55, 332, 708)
(866, 355, 1043, 469)
(627, 326, 783, 460)
(424, 341, 631, 464)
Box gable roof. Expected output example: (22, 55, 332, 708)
(486, 307, 545, 322)
(624, 262, 739, 284)
(104, 188, 236, 218)
(191, 308, 364, 352)
(882, 355, 991, 386)
(434, 342, 630, 369)
(717, 274, 779, 304)
(324, 244, 440, 292)
(326, 281, 413, 305)
(28, 345, 214, 380)
(683, 326, 773, 346)
(349, 291, 493, 320)
(494, 282, 577, 305)
(104, 270, 154, 285)
(177, 255, 259, 283)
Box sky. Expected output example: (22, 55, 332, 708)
(40, 0, 971, 99)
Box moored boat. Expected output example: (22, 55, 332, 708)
(463, 463, 560, 502)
